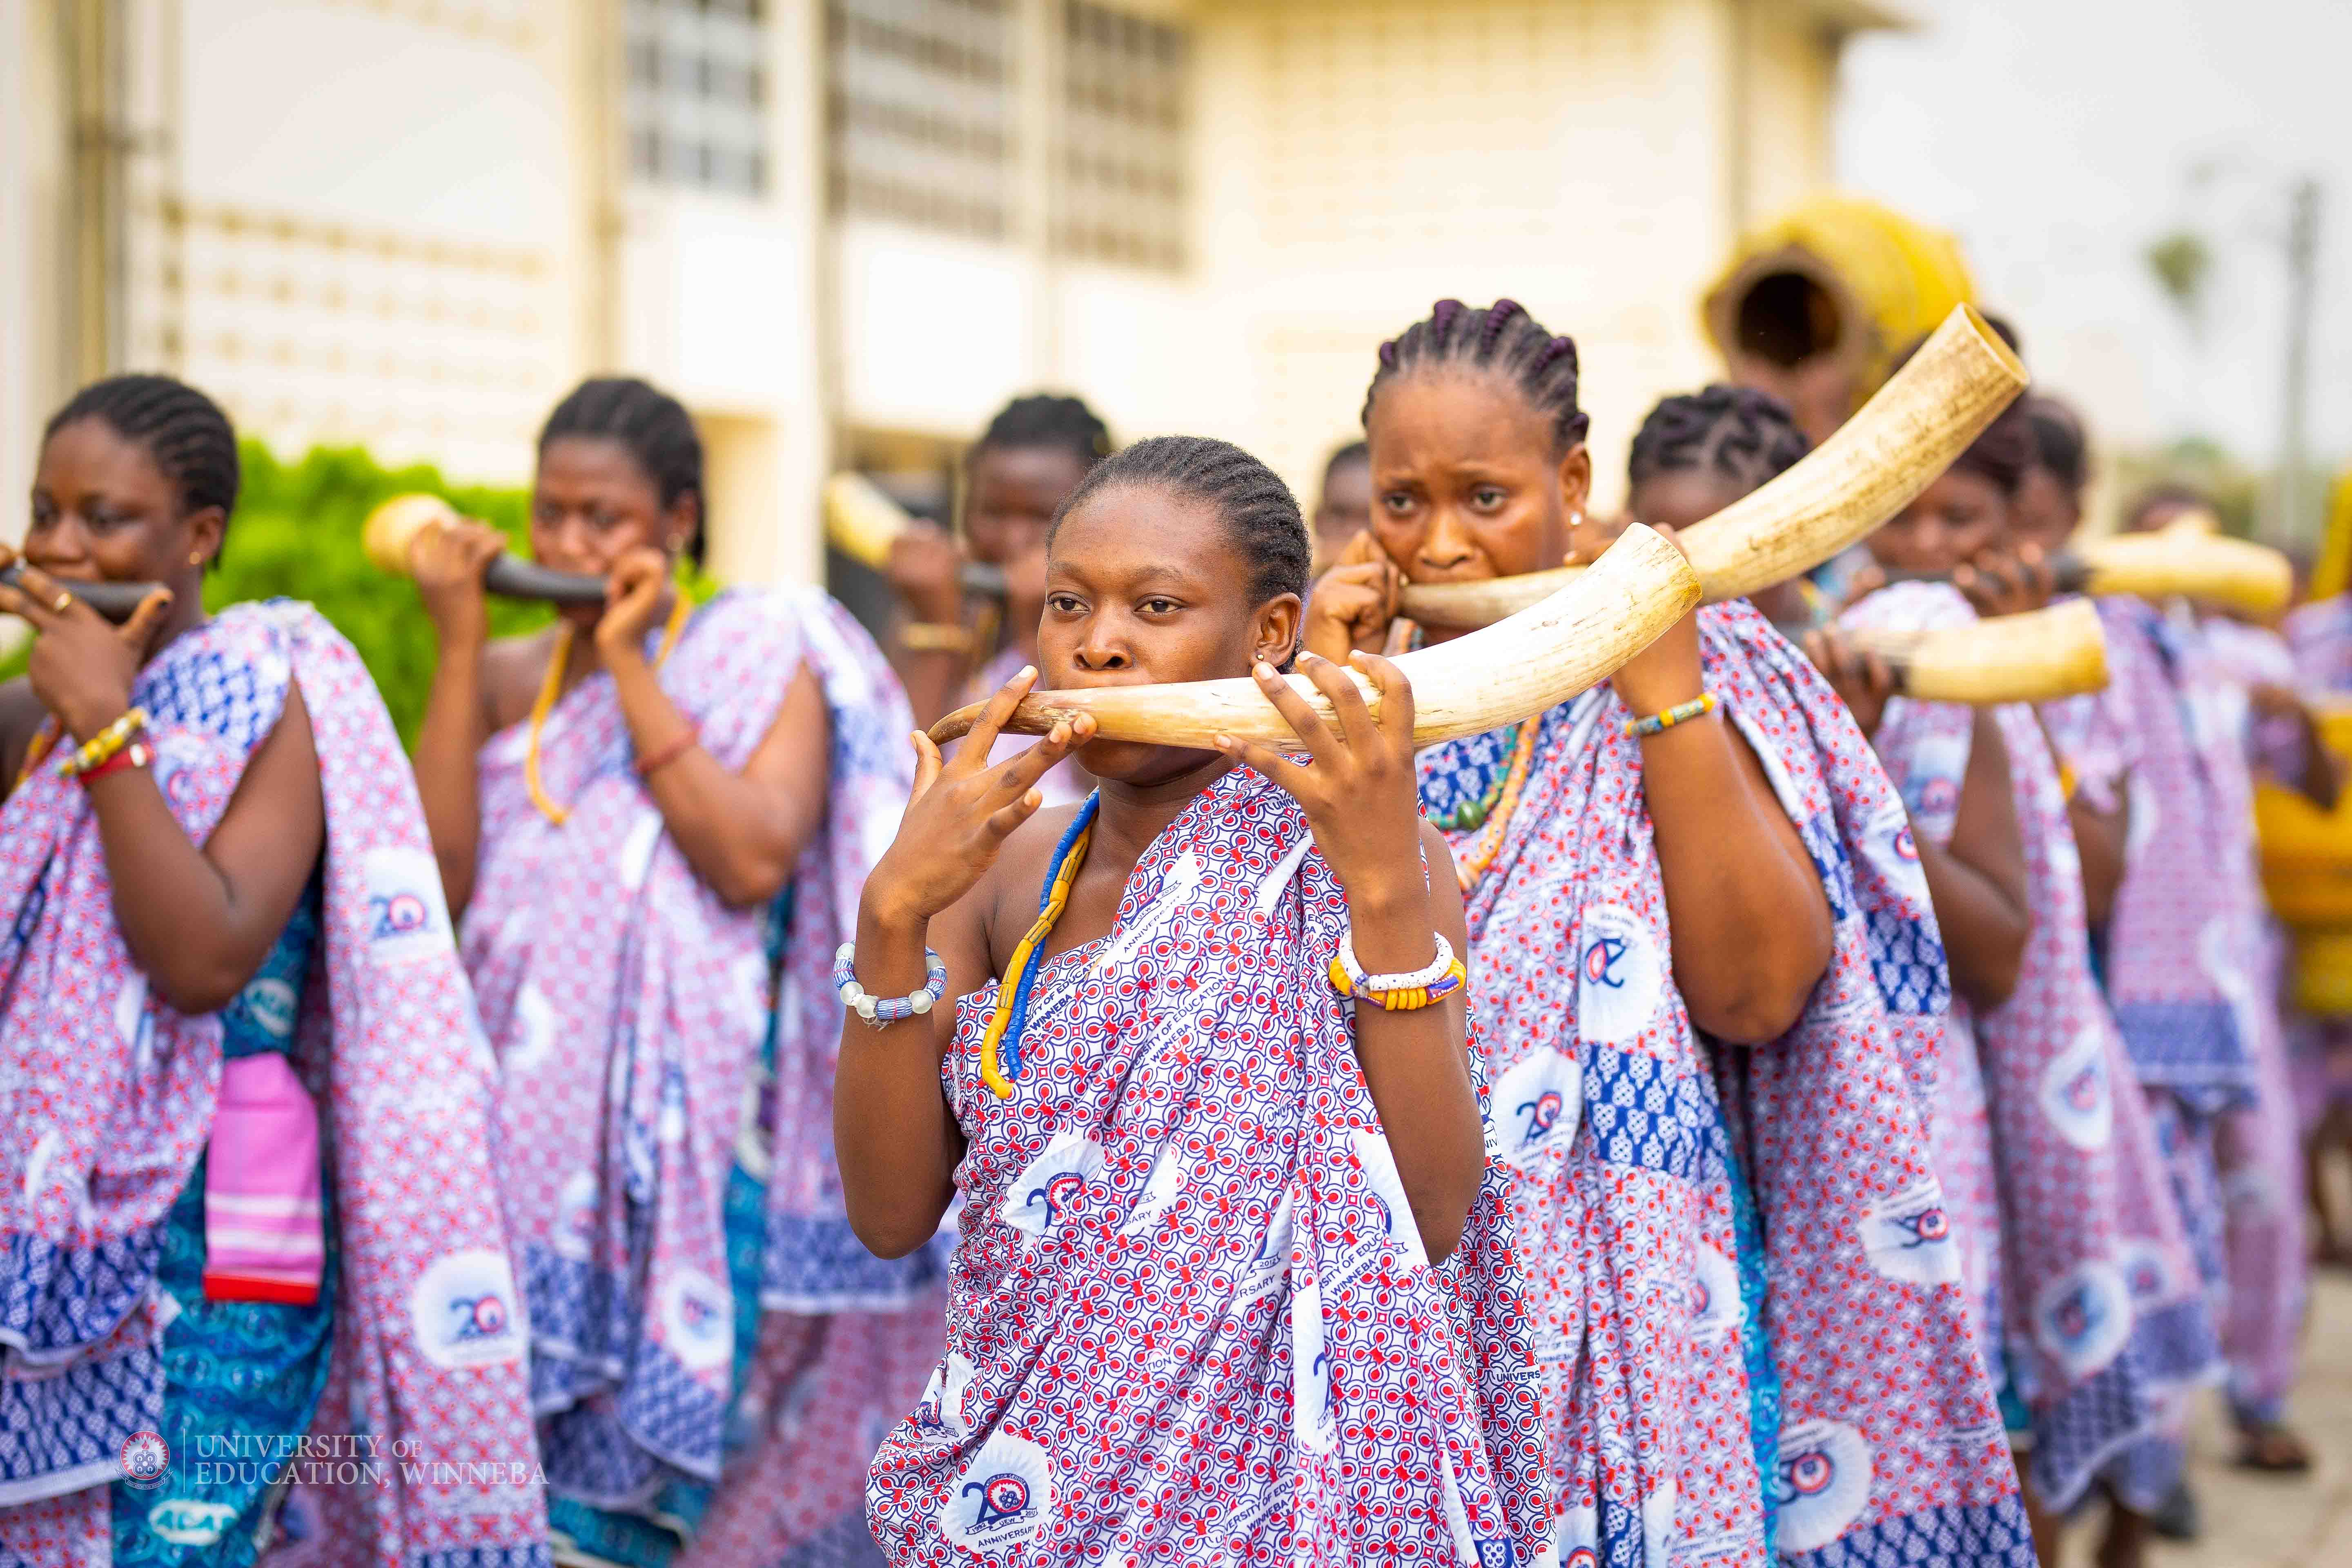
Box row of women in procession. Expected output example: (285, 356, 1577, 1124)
(0, 280, 2342, 1568)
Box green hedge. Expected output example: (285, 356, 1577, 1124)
(7, 441, 711, 743)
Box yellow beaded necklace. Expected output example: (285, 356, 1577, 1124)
(525, 594, 692, 827)
(977, 792, 1099, 1099)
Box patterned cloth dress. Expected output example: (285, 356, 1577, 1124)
(0, 602, 547, 1568)
(2042, 597, 2295, 1472)
(461, 588, 932, 1567)
(1842, 583, 2189, 1510)
(108, 879, 334, 1568)
(2172, 615, 2310, 1430)
(866, 768, 1550, 1566)
(1417, 600, 2030, 1568)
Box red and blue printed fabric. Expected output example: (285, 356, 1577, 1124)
(0, 602, 547, 1568)
(2042, 599, 2263, 1113)
(1420, 599, 2029, 1568)
(1844, 581, 2185, 1510)
(867, 767, 1550, 1565)
(464, 587, 937, 1552)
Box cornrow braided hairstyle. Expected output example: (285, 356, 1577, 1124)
(540, 376, 707, 564)
(974, 393, 1115, 474)
(1627, 384, 1809, 495)
(45, 374, 241, 556)
(1362, 297, 1590, 456)
(1947, 399, 2036, 499)
(2022, 394, 2088, 502)
(1050, 435, 1312, 642)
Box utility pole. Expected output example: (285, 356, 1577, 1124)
(2278, 178, 2320, 543)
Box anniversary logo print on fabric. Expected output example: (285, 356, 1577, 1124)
(867, 768, 1548, 1566)
(0, 601, 547, 1566)
(1844, 581, 2174, 1510)
(1423, 599, 2029, 1568)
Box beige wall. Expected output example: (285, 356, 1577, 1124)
(3, 0, 73, 553)
(1193, 0, 1751, 514)
(4, 0, 1867, 592)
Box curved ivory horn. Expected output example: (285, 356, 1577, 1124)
(1847, 599, 2109, 705)
(1399, 302, 2028, 628)
(2073, 524, 2291, 617)
(362, 493, 609, 606)
(928, 523, 1700, 750)
(824, 472, 1007, 597)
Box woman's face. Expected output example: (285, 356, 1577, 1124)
(1040, 484, 1299, 786)
(532, 435, 692, 625)
(1869, 466, 2012, 576)
(2010, 463, 2079, 555)
(966, 444, 1092, 569)
(27, 417, 216, 591)
(1363, 371, 1589, 584)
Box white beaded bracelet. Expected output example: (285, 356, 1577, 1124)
(1334, 928, 1458, 994)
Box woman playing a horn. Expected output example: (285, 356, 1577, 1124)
(839, 435, 1548, 1564)
(407, 376, 933, 1566)
(884, 394, 1112, 808)
(1798, 395, 2214, 1562)
(0, 376, 540, 1567)
(1306, 299, 2026, 1567)
(2037, 475, 2318, 1488)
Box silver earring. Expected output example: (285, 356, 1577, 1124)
(1569, 511, 1584, 527)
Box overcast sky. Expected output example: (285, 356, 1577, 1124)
(1836, 0, 2350, 479)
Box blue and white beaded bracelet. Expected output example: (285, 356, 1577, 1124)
(833, 942, 949, 1027)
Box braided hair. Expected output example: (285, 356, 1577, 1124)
(1947, 401, 2036, 499)
(1361, 298, 1589, 455)
(45, 374, 241, 546)
(1627, 384, 1808, 494)
(540, 376, 706, 563)
(2022, 394, 2088, 503)
(1051, 435, 1311, 611)
(974, 393, 1114, 474)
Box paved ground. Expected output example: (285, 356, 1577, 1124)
(2049, 1270, 2352, 1568)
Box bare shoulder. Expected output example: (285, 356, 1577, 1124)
(480, 629, 557, 732)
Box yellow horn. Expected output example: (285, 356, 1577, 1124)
(824, 472, 915, 571)
(929, 523, 1701, 750)
(1846, 600, 2109, 705)
(1401, 303, 2028, 627)
(363, 492, 460, 577)
(2072, 522, 2292, 617)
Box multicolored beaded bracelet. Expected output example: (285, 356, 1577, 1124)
(1621, 691, 1717, 739)
(1327, 929, 1468, 1012)
(832, 942, 949, 1027)
(57, 708, 150, 778)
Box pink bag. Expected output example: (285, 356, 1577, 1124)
(203, 1052, 327, 1304)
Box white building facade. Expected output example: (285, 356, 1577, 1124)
(3, 0, 1896, 586)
